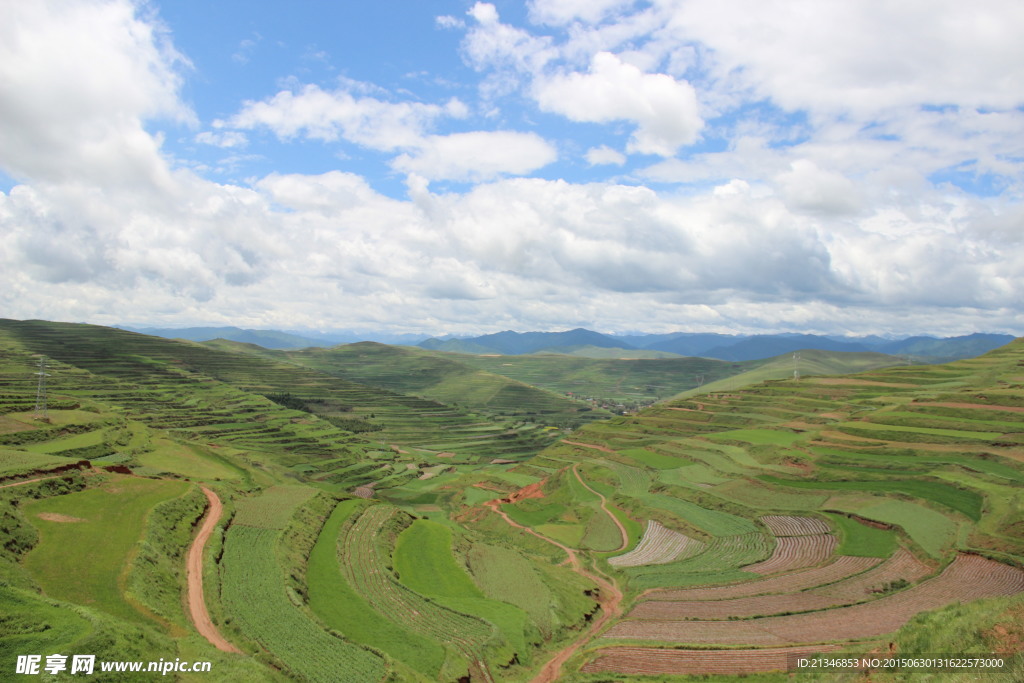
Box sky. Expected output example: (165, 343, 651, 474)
(1, 0, 1022, 338)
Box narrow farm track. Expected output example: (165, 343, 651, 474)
(483, 496, 623, 683)
(187, 487, 241, 654)
(572, 464, 629, 552)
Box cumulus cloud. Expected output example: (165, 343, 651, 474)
(528, 0, 636, 26)
(228, 83, 465, 151)
(0, 0, 1021, 337)
(660, 0, 1024, 117)
(586, 146, 626, 166)
(391, 131, 557, 181)
(534, 52, 703, 156)
(0, 0, 191, 186)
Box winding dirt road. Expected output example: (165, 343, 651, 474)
(484, 481, 625, 683)
(187, 487, 241, 654)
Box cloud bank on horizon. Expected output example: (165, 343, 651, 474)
(0, 0, 1021, 336)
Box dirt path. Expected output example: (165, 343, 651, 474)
(572, 464, 629, 553)
(187, 487, 241, 654)
(0, 475, 62, 489)
(562, 440, 617, 454)
(484, 495, 624, 682)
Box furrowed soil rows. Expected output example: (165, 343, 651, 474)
(744, 534, 837, 575)
(761, 515, 830, 536)
(581, 645, 844, 676)
(629, 549, 932, 620)
(646, 555, 883, 601)
(608, 520, 704, 567)
(606, 554, 1024, 645)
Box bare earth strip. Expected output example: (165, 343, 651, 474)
(630, 549, 932, 620)
(607, 554, 1024, 645)
(646, 555, 882, 601)
(187, 487, 242, 653)
(581, 645, 844, 676)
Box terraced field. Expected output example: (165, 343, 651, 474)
(1, 321, 1022, 682)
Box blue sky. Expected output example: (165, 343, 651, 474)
(1, 0, 1022, 337)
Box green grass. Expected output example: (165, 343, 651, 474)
(705, 428, 805, 446)
(618, 447, 684, 469)
(307, 500, 444, 679)
(835, 499, 958, 558)
(22, 476, 189, 626)
(394, 520, 486, 600)
(136, 438, 243, 480)
(824, 512, 898, 557)
(642, 493, 759, 536)
(761, 475, 983, 520)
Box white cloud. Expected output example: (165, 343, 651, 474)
(391, 131, 557, 181)
(534, 52, 703, 156)
(0, 0, 191, 185)
(528, 0, 636, 26)
(0, 0, 1022, 338)
(195, 130, 248, 149)
(586, 146, 626, 166)
(775, 160, 863, 216)
(228, 83, 463, 151)
(661, 0, 1024, 116)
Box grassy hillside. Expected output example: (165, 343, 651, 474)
(0, 321, 1021, 682)
(271, 341, 611, 427)
(673, 348, 906, 398)
(450, 352, 761, 407)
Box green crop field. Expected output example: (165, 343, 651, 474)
(307, 500, 445, 679)
(824, 512, 898, 557)
(222, 524, 386, 681)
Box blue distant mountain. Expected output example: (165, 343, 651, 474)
(418, 329, 1016, 362)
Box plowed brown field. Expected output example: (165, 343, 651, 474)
(608, 554, 1024, 645)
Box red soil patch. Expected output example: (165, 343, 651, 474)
(502, 480, 546, 503)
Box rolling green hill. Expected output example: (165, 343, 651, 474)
(0, 320, 1021, 682)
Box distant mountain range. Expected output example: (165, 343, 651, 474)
(418, 329, 1016, 362)
(119, 325, 1016, 362)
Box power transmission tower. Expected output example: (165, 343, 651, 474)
(34, 356, 50, 420)
(793, 352, 801, 381)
